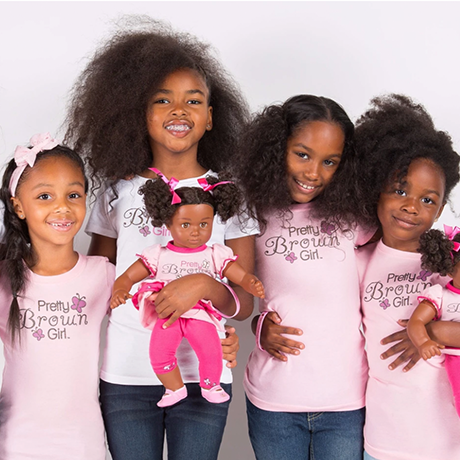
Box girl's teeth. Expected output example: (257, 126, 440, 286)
(166, 125, 190, 132)
(296, 180, 314, 190)
(51, 223, 71, 227)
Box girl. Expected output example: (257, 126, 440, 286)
(236, 95, 374, 460)
(407, 225, 460, 417)
(0, 133, 114, 459)
(64, 18, 257, 460)
(111, 171, 264, 407)
(355, 94, 460, 460)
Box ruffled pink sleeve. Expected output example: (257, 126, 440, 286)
(136, 244, 162, 276)
(211, 243, 238, 278)
(417, 284, 444, 320)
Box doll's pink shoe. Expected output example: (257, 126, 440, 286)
(157, 386, 187, 408)
(201, 385, 230, 403)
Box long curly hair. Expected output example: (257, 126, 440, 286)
(0, 146, 88, 341)
(140, 171, 243, 227)
(64, 16, 249, 192)
(418, 228, 460, 276)
(355, 94, 460, 227)
(235, 94, 362, 232)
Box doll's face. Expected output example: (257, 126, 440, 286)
(167, 204, 214, 249)
(285, 121, 344, 204)
(377, 158, 445, 252)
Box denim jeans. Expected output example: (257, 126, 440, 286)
(100, 380, 231, 460)
(246, 397, 364, 460)
(363, 451, 379, 460)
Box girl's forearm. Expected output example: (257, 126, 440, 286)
(427, 321, 460, 348)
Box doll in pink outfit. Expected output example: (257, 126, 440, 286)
(111, 169, 264, 407)
(407, 225, 460, 416)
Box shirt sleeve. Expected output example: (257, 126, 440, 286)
(417, 284, 444, 320)
(85, 184, 118, 239)
(211, 244, 238, 278)
(223, 208, 260, 241)
(137, 244, 162, 276)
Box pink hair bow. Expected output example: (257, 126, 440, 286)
(444, 224, 460, 258)
(149, 168, 181, 204)
(9, 132, 59, 196)
(197, 177, 233, 192)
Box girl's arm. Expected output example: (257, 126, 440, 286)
(222, 260, 265, 299)
(427, 321, 460, 348)
(407, 301, 445, 360)
(88, 233, 117, 265)
(110, 260, 150, 309)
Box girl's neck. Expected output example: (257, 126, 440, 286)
(141, 150, 207, 181)
(30, 245, 79, 276)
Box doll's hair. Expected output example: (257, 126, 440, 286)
(355, 94, 460, 227)
(0, 146, 88, 341)
(140, 171, 242, 227)
(418, 229, 460, 276)
(64, 16, 249, 191)
(235, 94, 363, 233)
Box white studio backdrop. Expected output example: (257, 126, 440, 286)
(1, 2, 460, 459)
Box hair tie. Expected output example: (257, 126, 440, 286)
(444, 225, 460, 261)
(149, 168, 181, 204)
(9, 133, 59, 197)
(197, 177, 233, 192)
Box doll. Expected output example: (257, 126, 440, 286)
(110, 169, 264, 407)
(407, 224, 460, 416)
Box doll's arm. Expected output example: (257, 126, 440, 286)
(110, 260, 150, 309)
(427, 321, 460, 348)
(251, 312, 304, 361)
(222, 261, 265, 299)
(407, 301, 445, 360)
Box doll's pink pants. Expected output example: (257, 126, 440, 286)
(446, 354, 460, 418)
(149, 317, 223, 389)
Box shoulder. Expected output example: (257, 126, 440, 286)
(80, 254, 116, 281)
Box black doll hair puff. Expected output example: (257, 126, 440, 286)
(355, 94, 460, 228)
(64, 15, 249, 192)
(140, 171, 243, 227)
(418, 229, 460, 276)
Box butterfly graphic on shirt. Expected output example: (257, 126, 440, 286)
(32, 328, 45, 341)
(417, 270, 432, 282)
(285, 252, 297, 264)
(71, 293, 87, 314)
(139, 225, 151, 237)
(379, 298, 390, 310)
(320, 221, 336, 236)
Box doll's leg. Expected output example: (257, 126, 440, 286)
(150, 318, 187, 407)
(445, 354, 460, 417)
(184, 319, 229, 403)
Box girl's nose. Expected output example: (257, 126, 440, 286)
(54, 197, 70, 212)
(401, 196, 419, 214)
(304, 162, 320, 181)
(171, 102, 187, 117)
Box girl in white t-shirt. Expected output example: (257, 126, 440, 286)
(355, 94, 460, 460)
(0, 133, 114, 459)
(64, 19, 257, 460)
(236, 95, 374, 460)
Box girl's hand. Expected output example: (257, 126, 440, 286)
(154, 274, 211, 328)
(110, 289, 132, 309)
(221, 326, 239, 368)
(419, 339, 444, 360)
(260, 312, 304, 362)
(380, 319, 421, 372)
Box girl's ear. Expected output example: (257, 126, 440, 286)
(10, 197, 25, 219)
(206, 106, 213, 131)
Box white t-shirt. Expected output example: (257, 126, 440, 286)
(244, 203, 371, 412)
(358, 240, 460, 460)
(86, 172, 258, 385)
(0, 255, 114, 459)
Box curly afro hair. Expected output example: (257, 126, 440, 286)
(355, 94, 460, 227)
(64, 16, 249, 191)
(140, 171, 243, 227)
(235, 94, 364, 233)
(418, 228, 460, 276)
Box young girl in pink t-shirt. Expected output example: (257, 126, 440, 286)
(0, 133, 114, 459)
(236, 95, 374, 460)
(355, 94, 460, 460)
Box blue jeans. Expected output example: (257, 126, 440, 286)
(100, 380, 231, 460)
(363, 452, 379, 460)
(246, 397, 364, 460)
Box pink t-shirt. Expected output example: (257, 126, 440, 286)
(358, 240, 460, 460)
(244, 203, 371, 412)
(0, 255, 115, 460)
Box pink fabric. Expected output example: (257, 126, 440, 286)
(244, 203, 372, 412)
(0, 255, 114, 459)
(358, 240, 460, 460)
(446, 354, 460, 417)
(150, 317, 223, 388)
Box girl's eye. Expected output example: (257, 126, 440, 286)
(296, 152, 309, 160)
(154, 98, 169, 104)
(181, 223, 190, 229)
(69, 193, 82, 199)
(188, 99, 201, 105)
(38, 193, 51, 200)
(422, 197, 435, 205)
(323, 159, 336, 167)
(395, 189, 406, 196)
(200, 222, 208, 228)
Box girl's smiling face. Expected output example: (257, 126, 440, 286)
(285, 121, 344, 204)
(377, 158, 446, 252)
(146, 68, 212, 160)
